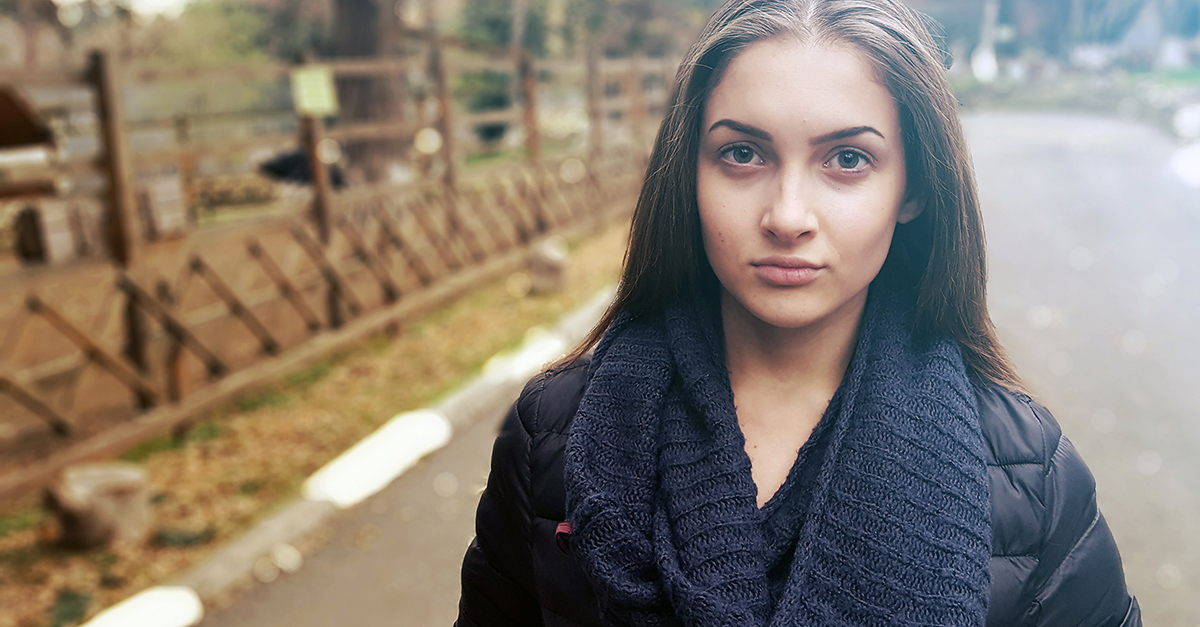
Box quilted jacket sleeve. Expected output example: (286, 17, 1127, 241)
(1028, 426, 1141, 627)
(456, 375, 545, 627)
(979, 384, 1140, 627)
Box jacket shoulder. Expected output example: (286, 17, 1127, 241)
(512, 358, 590, 523)
(974, 381, 1061, 474)
(514, 358, 591, 437)
(974, 380, 1138, 627)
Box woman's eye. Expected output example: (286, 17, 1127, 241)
(832, 150, 869, 171)
(720, 145, 762, 166)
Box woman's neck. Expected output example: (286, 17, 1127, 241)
(721, 289, 865, 408)
(720, 289, 868, 507)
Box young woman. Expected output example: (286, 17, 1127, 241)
(458, 1, 1141, 625)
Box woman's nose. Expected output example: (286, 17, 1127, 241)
(761, 172, 817, 242)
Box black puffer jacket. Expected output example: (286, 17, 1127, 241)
(458, 359, 1141, 627)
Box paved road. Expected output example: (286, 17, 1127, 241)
(202, 111, 1199, 626)
(969, 111, 1199, 626)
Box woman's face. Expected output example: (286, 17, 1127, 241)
(697, 37, 918, 335)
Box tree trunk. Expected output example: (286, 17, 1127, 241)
(332, 0, 409, 184)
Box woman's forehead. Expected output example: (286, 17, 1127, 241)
(703, 38, 900, 142)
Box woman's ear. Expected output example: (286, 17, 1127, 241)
(897, 195, 924, 225)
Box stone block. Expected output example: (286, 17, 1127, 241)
(44, 462, 152, 550)
(529, 236, 568, 294)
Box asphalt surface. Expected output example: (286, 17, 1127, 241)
(969, 111, 1199, 625)
(201, 111, 1199, 626)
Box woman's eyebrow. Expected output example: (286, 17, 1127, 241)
(810, 126, 885, 145)
(708, 119, 772, 141)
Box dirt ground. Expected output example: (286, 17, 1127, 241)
(0, 219, 630, 627)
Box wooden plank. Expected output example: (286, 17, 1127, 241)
(91, 50, 140, 269)
(428, 19, 456, 192)
(131, 134, 298, 164)
(25, 295, 160, 403)
(462, 184, 516, 253)
(0, 368, 74, 436)
(123, 62, 291, 84)
(246, 237, 323, 334)
(443, 57, 517, 74)
(406, 197, 469, 270)
(519, 51, 540, 161)
(535, 163, 576, 224)
(468, 180, 517, 249)
(441, 192, 491, 263)
(325, 119, 418, 143)
(496, 174, 540, 242)
(301, 116, 334, 244)
(430, 194, 480, 267)
(116, 275, 229, 380)
(127, 107, 294, 131)
(0, 179, 57, 200)
(323, 57, 410, 76)
(289, 223, 364, 318)
(190, 255, 282, 356)
(0, 66, 89, 87)
(515, 167, 560, 230)
(0, 304, 31, 362)
(459, 108, 520, 127)
(586, 36, 602, 162)
(336, 216, 401, 304)
(372, 206, 442, 286)
(19, 353, 88, 389)
(628, 56, 647, 145)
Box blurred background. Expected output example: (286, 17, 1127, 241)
(0, 0, 1197, 626)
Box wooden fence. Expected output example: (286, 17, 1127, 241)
(0, 29, 673, 500)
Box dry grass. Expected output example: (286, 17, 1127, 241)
(0, 219, 630, 627)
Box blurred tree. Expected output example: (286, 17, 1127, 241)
(330, 0, 409, 183)
(133, 0, 330, 64)
(258, 0, 332, 61)
(138, 0, 270, 64)
(563, 0, 717, 58)
(460, 0, 548, 55)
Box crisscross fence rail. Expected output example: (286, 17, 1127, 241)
(0, 27, 673, 500)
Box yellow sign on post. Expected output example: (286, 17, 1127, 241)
(290, 65, 339, 116)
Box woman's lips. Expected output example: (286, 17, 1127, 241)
(752, 257, 824, 286)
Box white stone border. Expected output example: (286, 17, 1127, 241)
(81, 587, 203, 627)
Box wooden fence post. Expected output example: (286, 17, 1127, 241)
(91, 50, 139, 268)
(301, 113, 335, 245)
(629, 56, 647, 150)
(91, 49, 152, 408)
(585, 35, 602, 164)
(426, 11, 456, 194)
(519, 51, 540, 162)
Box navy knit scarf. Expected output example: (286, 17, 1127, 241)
(564, 286, 991, 626)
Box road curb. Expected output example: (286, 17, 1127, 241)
(79, 285, 616, 627)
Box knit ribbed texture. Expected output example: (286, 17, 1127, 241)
(564, 285, 992, 627)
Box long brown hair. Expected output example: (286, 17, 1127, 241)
(568, 0, 1023, 392)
